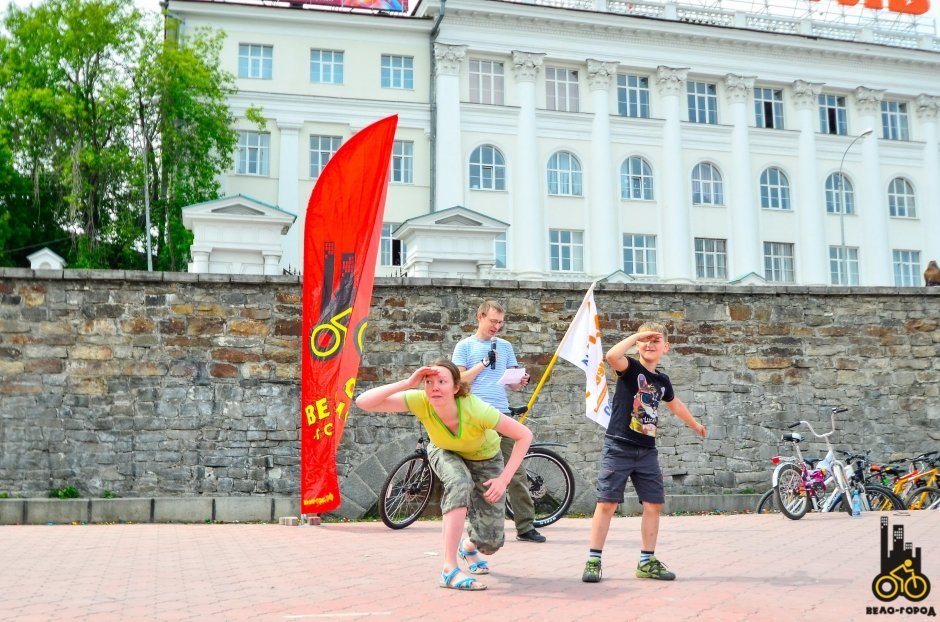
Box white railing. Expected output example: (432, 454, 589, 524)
(497, 0, 938, 50)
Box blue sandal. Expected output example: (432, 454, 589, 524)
(440, 567, 487, 591)
(458, 546, 490, 574)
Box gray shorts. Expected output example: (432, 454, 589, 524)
(596, 437, 665, 505)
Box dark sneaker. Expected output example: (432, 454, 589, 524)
(516, 529, 546, 543)
(636, 556, 676, 581)
(582, 558, 602, 583)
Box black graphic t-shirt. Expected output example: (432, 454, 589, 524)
(606, 356, 675, 449)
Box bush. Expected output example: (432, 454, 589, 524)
(49, 486, 80, 499)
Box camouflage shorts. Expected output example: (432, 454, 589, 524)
(427, 444, 506, 555)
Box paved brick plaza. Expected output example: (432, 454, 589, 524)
(1, 511, 938, 621)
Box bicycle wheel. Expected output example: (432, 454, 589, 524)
(774, 464, 809, 520)
(863, 484, 905, 512)
(378, 453, 434, 530)
(755, 489, 779, 514)
(506, 448, 574, 528)
(905, 485, 940, 511)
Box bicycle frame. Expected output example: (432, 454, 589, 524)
(774, 407, 855, 518)
(770, 434, 840, 513)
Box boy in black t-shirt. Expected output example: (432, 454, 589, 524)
(582, 322, 707, 583)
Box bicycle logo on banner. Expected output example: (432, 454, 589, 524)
(310, 244, 367, 362)
(871, 516, 931, 603)
(304, 243, 365, 441)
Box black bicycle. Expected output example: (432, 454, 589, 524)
(378, 406, 575, 530)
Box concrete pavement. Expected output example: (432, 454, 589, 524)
(2, 510, 938, 621)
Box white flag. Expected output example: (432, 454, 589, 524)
(557, 284, 611, 428)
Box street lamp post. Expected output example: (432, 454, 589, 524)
(138, 96, 159, 272)
(837, 128, 873, 285)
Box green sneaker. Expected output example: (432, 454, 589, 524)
(636, 556, 676, 581)
(582, 558, 602, 583)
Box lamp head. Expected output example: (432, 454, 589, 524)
(860, 128, 873, 137)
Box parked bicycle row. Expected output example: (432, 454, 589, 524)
(755, 407, 939, 517)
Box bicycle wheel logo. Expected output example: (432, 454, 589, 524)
(872, 516, 931, 602)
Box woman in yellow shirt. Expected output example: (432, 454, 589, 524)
(356, 359, 532, 591)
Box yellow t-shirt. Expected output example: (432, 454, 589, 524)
(402, 390, 502, 461)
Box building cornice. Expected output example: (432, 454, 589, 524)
(429, 0, 940, 73)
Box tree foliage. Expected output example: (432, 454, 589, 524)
(0, 0, 241, 270)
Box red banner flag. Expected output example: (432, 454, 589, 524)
(301, 115, 398, 513)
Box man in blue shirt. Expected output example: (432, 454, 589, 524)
(453, 300, 545, 543)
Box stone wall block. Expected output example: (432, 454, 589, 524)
(229, 320, 269, 337)
(188, 318, 224, 336)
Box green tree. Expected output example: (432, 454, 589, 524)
(0, 0, 244, 270)
(134, 16, 247, 272)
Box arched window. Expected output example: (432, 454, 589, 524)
(547, 151, 583, 196)
(620, 156, 653, 201)
(691, 162, 723, 205)
(759, 167, 791, 210)
(468, 145, 506, 191)
(888, 177, 916, 218)
(825, 173, 854, 215)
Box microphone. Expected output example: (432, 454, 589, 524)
(489, 339, 497, 369)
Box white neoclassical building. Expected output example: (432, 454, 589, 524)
(167, 0, 940, 286)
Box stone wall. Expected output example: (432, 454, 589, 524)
(1, 269, 938, 517)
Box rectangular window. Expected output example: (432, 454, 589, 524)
(892, 249, 921, 287)
(494, 233, 507, 269)
(818, 94, 847, 135)
(616, 74, 650, 118)
(469, 59, 504, 105)
(545, 67, 579, 112)
(309, 135, 342, 178)
(381, 55, 414, 90)
(687, 81, 717, 124)
(622, 234, 657, 276)
(390, 140, 414, 184)
(829, 246, 859, 286)
(310, 49, 344, 84)
(694, 238, 728, 280)
(754, 87, 784, 129)
(763, 241, 795, 283)
(238, 44, 272, 80)
(549, 229, 583, 272)
(380, 223, 406, 267)
(881, 101, 910, 141)
(235, 131, 270, 176)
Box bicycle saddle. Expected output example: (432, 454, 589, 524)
(508, 406, 529, 417)
(781, 432, 803, 443)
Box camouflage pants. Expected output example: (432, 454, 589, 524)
(427, 443, 506, 555)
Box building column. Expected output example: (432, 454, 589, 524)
(791, 80, 824, 284)
(512, 51, 545, 279)
(587, 59, 620, 278)
(433, 43, 466, 211)
(191, 250, 210, 273)
(855, 87, 890, 285)
(276, 119, 302, 273)
(262, 252, 281, 276)
(655, 66, 691, 282)
(724, 74, 762, 281)
(915, 94, 940, 268)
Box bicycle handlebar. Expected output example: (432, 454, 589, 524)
(795, 408, 841, 440)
